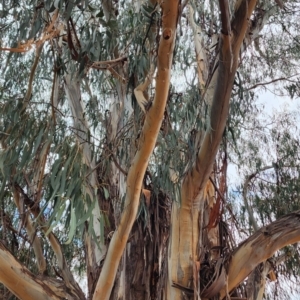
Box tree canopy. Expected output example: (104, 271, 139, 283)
(0, 0, 300, 299)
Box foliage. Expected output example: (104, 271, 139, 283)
(1, 0, 300, 299)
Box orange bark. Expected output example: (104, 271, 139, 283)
(169, 0, 259, 298)
(92, 1, 179, 299)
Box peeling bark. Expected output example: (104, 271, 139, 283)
(169, 0, 258, 298)
(220, 211, 300, 298)
(0, 241, 74, 300)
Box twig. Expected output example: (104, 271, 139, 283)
(245, 74, 300, 91)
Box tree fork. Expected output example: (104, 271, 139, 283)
(168, 0, 258, 298)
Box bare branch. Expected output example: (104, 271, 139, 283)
(90, 56, 127, 70)
(0, 241, 68, 300)
(12, 187, 47, 274)
(245, 74, 300, 91)
(13, 183, 85, 298)
(220, 210, 300, 298)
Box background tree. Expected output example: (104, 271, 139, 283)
(0, 0, 300, 299)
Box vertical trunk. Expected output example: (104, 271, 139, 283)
(168, 1, 258, 298)
(246, 263, 268, 300)
(64, 74, 105, 298)
(93, 1, 179, 298)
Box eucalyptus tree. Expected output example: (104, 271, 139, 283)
(1, 0, 300, 300)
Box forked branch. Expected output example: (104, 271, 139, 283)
(186, 0, 258, 198)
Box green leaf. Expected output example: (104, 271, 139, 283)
(65, 206, 77, 244)
(77, 202, 94, 226)
(103, 187, 109, 200)
(66, 179, 77, 199)
(29, 17, 42, 39)
(45, 202, 66, 236)
(59, 167, 67, 195)
(51, 158, 62, 187)
(32, 127, 45, 157)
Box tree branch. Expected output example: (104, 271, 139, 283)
(245, 74, 300, 92)
(0, 241, 69, 300)
(13, 183, 85, 298)
(92, 0, 179, 298)
(186, 0, 258, 198)
(219, 0, 231, 36)
(220, 210, 300, 298)
(12, 188, 47, 274)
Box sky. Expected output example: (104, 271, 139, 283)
(228, 86, 300, 185)
(227, 87, 300, 299)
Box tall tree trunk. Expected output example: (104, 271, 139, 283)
(93, 0, 179, 298)
(168, 0, 258, 298)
